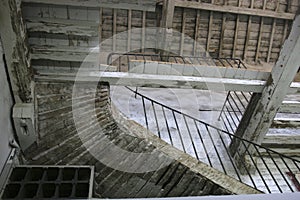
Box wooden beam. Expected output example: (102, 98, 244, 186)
(174, 0, 295, 20)
(99, 8, 103, 48)
(266, 1, 279, 63)
(35, 71, 266, 93)
(26, 17, 99, 37)
(243, 0, 253, 60)
(161, 0, 175, 29)
(180, 9, 186, 56)
(255, 17, 264, 62)
(159, 0, 175, 58)
(267, 19, 276, 63)
(243, 16, 252, 60)
(281, 20, 289, 46)
(219, 13, 226, 58)
(21, 0, 157, 12)
(0, 0, 32, 102)
(230, 15, 300, 156)
(127, 9, 132, 52)
(207, 11, 213, 54)
(141, 11, 146, 52)
(279, 101, 300, 113)
(129, 60, 270, 81)
(113, 9, 117, 52)
(272, 118, 300, 128)
(262, 135, 300, 149)
(30, 45, 99, 62)
(233, 15, 240, 58)
(193, 10, 200, 56)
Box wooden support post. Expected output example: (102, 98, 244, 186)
(219, 13, 226, 58)
(98, 7, 103, 64)
(159, 0, 175, 59)
(0, 0, 32, 103)
(230, 15, 300, 158)
(233, 0, 242, 58)
(207, 11, 213, 54)
(243, 16, 252, 60)
(233, 15, 239, 58)
(141, 11, 146, 52)
(255, 18, 264, 62)
(267, 19, 276, 63)
(193, 9, 200, 56)
(243, 0, 254, 60)
(267, 2, 279, 63)
(127, 9, 132, 52)
(180, 9, 186, 56)
(113, 9, 117, 52)
(281, 20, 289, 46)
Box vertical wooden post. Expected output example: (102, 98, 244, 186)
(255, 18, 264, 62)
(255, 0, 267, 62)
(243, 0, 254, 60)
(113, 9, 117, 52)
(232, 0, 241, 58)
(219, 13, 226, 58)
(141, 11, 146, 52)
(180, 8, 186, 56)
(267, 19, 276, 63)
(194, 10, 200, 56)
(159, 0, 175, 59)
(267, 2, 280, 63)
(127, 9, 132, 52)
(207, 11, 213, 54)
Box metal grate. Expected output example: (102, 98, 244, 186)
(1, 165, 94, 199)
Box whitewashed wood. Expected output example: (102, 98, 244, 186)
(26, 18, 99, 37)
(35, 71, 267, 92)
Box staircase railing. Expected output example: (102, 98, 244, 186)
(124, 86, 300, 193)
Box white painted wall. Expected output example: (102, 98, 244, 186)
(0, 38, 15, 174)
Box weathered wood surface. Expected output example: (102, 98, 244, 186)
(26, 18, 99, 37)
(279, 101, 300, 113)
(129, 60, 270, 80)
(272, 118, 300, 128)
(22, 0, 157, 11)
(0, 0, 32, 102)
(22, 0, 297, 64)
(174, 0, 295, 20)
(35, 71, 267, 92)
(31, 45, 99, 62)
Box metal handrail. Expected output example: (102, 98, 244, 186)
(124, 86, 300, 193)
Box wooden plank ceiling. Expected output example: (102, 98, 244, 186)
(20, 0, 299, 72)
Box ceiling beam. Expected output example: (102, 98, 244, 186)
(21, 0, 157, 12)
(174, 0, 295, 20)
(35, 71, 266, 93)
